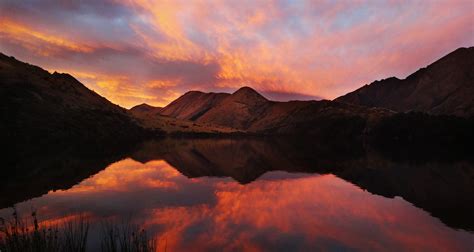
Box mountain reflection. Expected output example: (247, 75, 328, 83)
(129, 138, 474, 231)
(1, 138, 473, 251)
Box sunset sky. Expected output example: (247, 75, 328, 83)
(1, 0, 473, 108)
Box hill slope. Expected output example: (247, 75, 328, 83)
(336, 47, 474, 117)
(157, 86, 392, 137)
(0, 53, 147, 148)
(129, 103, 162, 118)
(195, 87, 272, 129)
(160, 91, 229, 120)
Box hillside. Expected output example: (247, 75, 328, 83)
(336, 47, 474, 117)
(0, 53, 147, 148)
(129, 103, 240, 134)
(195, 87, 272, 129)
(157, 86, 392, 137)
(131, 112, 241, 134)
(129, 103, 162, 117)
(160, 91, 229, 120)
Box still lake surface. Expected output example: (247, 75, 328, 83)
(2, 138, 473, 251)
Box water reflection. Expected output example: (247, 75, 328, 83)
(129, 138, 474, 230)
(1, 138, 473, 251)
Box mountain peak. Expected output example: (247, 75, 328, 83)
(231, 86, 268, 102)
(233, 86, 258, 94)
(183, 90, 205, 96)
(130, 103, 157, 110)
(129, 103, 162, 116)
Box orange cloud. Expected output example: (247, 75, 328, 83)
(0, 19, 95, 56)
(49, 68, 181, 108)
(146, 79, 178, 89)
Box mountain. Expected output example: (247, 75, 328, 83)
(131, 111, 240, 135)
(133, 86, 394, 137)
(0, 53, 148, 149)
(158, 86, 392, 137)
(154, 84, 473, 147)
(129, 103, 162, 118)
(130, 103, 240, 134)
(336, 47, 474, 117)
(160, 91, 229, 120)
(195, 87, 272, 129)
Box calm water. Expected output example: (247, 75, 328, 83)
(2, 139, 473, 251)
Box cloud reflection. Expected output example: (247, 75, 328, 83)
(1, 159, 472, 251)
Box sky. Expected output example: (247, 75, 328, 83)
(0, 0, 473, 108)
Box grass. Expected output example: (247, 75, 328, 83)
(0, 209, 157, 252)
(100, 219, 156, 252)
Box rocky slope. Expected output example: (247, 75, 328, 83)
(336, 47, 474, 117)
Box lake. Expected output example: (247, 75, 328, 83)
(1, 138, 473, 251)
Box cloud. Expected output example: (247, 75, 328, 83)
(260, 90, 323, 101)
(0, 19, 96, 56)
(0, 0, 473, 107)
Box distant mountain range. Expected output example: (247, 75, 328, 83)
(336, 47, 474, 117)
(140, 86, 392, 136)
(1, 47, 473, 147)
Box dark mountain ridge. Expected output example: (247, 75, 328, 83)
(336, 47, 474, 117)
(0, 53, 149, 150)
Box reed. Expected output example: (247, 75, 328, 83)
(0, 209, 156, 252)
(100, 218, 157, 252)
